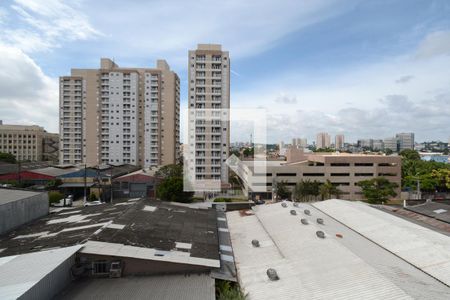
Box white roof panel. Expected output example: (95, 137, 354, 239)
(0, 245, 82, 300)
(313, 200, 450, 286)
(227, 204, 413, 300)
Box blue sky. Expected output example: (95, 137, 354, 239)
(1, 0, 450, 143)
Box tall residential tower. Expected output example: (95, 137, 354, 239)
(187, 44, 230, 188)
(59, 58, 180, 167)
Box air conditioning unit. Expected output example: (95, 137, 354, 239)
(109, 261, 123, 278)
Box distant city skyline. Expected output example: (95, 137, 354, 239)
(1, 0, 450, 142)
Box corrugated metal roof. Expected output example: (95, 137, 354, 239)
(80, 241, 220, 268)
(313, 199, 450, 286)
(227, 203, 413, 300)
(58, 274, 215, 300)
(31, 167, 79, 177)
(0, 245, 81, 300)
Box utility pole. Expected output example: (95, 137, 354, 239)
(17, 160, 21, 187)
(110, 165, 113, 204)
(84, 163, 87, 203)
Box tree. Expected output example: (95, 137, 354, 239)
(399, 149, 420, 161)
(319, 180, 343, 200)
(156, 164, 183, 178)
(156, 164, 193, 203)
(431, 169, 450, 191)
(384, 148, 393, 155)
(243, 147, 254, 158)
(357, 177, 398, 204)
(274, 180, 290, 200)
(0, 152, 16, 164)
(293, 179, 321, 202)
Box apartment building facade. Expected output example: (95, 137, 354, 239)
(59, 58, 180, 167)
(187, 44, 230, 188)
(396, 132, 415, 151)
(335, 134, 345, 150)
(0, 123, 58, 162)
(316, 132, 331, 149)
(233, 152, 401, 201)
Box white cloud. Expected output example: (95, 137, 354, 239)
(83, 0, 356, 68)
(415, 30, 450, 59)
(1, 0, 101, 53)
(232, 46, 450, 142)
(395, 75, 414, 84)
(0, 45, 58, 131)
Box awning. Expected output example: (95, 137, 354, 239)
(59, 182, 96, 188)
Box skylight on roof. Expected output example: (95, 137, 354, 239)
(142, 205, 157, 212)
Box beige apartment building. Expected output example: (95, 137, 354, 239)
(233, 150, 401, 201)
(316, 132, 331, 149)
(0, 123, 59, 162)
(335, 134, 345, 150)
(59, 58, 180, 167)
(187, 44, 230, 187)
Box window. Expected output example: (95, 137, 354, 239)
(330, 173, 350, 176)
(303, 173, 324, 176)
(330, 163, 350, 167)
(276, 173, 297, 176)
(92, 261, 109, 275)
(355, 173, 373, 176)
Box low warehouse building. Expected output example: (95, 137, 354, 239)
(227, 200, 450, 299)
(0, 188, 48, 234)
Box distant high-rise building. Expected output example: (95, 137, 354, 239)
(0, 123, 58, 162)
(279, 141, 285, 150)
(188, 44, 230, 184)
(335, 134, 345, 150)
(292, 138, 297, 148)
(358, 139, 373, 149)
(372, 139, 384, 151)
(396, 132, 414, 151)
(383, 137, 398, 152)
(316, 132, 331, 149)
(59, 58, 180, 167)
(298, 138, 307, 149)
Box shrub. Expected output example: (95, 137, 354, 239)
(48, 191, 63, 204)
(89, 193, 98, 201)
(214, 198, 232, 202)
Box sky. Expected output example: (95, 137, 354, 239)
(0, 0, 450, 144)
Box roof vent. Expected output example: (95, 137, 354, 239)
(293, 202, 299, 207)
(304, 209, 310, 215)
(290, 210, 297, 215)
(252, 239, 260, 247)
(316, 231, 325, 239)
(301, 218, 309, 225)
(266, 268, 279, 281)
(281, 202, 287, 208)
(316, 218, 324, 224)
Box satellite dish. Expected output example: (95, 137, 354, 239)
(290, 210, 297, 215)
(304, 209, 311, 215)
(317, 218, 324, 224)
(301, 218, 309, 225)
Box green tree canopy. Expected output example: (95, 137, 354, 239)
(399, 149, 420, 161)
(319, 180, 343, 200)
(155, 164, 193, 203)
(0, 152, 16, 164)
(293, 179, 321, 202)
(274, 180, 291, 200)
(155, 164, 183, 178)
(357, 177, 398, 204)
